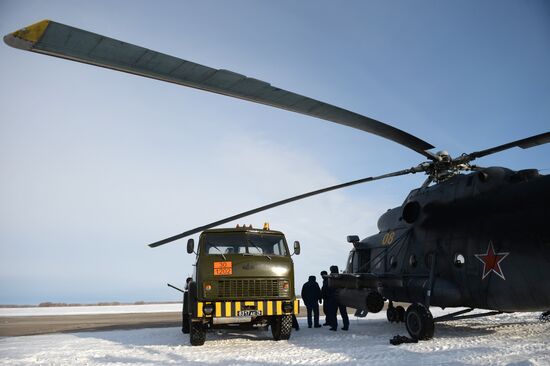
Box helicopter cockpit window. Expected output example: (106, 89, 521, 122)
(347, 251, 355, 272)
(454, 253, 466, 267)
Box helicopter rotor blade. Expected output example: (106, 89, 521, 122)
(4, 20, 435, 158)
(459, 131, 550, 163)
(148, 165, 425, 248)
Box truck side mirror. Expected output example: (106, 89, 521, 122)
(347, 235, 359, 243)
(187, 238, 195, 254)
(293, 241, 300, 255)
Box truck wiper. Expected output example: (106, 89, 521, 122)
(248, 241, 271, 260)
(211, 245, 227, 260)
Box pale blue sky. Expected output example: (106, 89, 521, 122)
(1, 1, 549, 304)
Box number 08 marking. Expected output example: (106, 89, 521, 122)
(382, 231, 395, 245)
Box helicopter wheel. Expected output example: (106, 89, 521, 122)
(405, 303, 434, 340)
(387, 306, 398, 323)
(396, 306, 405, 323)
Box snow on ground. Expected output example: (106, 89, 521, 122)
(0, 303, 181, 317)
(1, 309, 549, 365)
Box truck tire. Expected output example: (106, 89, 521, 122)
(271, 315, 292, 341)
(182, 314, 190, 334)
(189, 320, 206, 346)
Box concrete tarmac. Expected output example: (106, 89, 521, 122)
(0, 312, 182, 337)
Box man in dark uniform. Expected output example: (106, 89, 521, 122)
(320, 270, 329, 326)
(330, 265, 350, 331)
(322, 269, 338, 331)
(301, 275, 322, 328)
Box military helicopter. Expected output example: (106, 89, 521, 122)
(5, 20, 550, 341)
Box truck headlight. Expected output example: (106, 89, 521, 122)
(283, 301, 294, 313)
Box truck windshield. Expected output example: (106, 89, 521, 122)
(247, 233, 287, 256)
(203, 233, 288, 256)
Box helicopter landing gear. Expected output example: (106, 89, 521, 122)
(387, 302, 406, 323)
(387, 306, 398, 323)
(396, 306, 405, 322)
(405, 303, 434, 340)
(366, 292, 384, 313)
(539, 310, 550, 322)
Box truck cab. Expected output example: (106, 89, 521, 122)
(183, 224, 300, 346)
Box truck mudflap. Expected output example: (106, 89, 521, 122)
(196, 299, 299, 317)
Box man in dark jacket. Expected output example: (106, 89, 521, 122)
(320, 270, 329, 326)
(330, 265, 350, 331)
(301, 275, 322, 328)
(322, 269, 338, 330)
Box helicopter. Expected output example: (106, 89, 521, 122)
(5, 20, 550, 341)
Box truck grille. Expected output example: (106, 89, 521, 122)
(217, 279, 285, 299)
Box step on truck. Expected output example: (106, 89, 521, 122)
(181, 224, 300, 346)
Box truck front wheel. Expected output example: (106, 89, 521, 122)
(181, 292, 190, 334)
(181, 313, 190, 334)
(271, 315, 292, 341)
(189, 320, 206, 346)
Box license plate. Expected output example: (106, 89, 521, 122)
(237, 310, 262, 317)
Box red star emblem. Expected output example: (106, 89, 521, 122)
(475, 241, 510, 280)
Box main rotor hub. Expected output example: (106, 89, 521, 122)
(420, 152, 475, 184)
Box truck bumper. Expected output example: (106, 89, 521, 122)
(196, 299, 299, 317)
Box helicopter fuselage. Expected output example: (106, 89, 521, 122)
(339, 166, 550, 312)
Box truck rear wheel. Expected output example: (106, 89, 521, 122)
(271, 315, 292, 341)
(189, 320, 206, 346)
